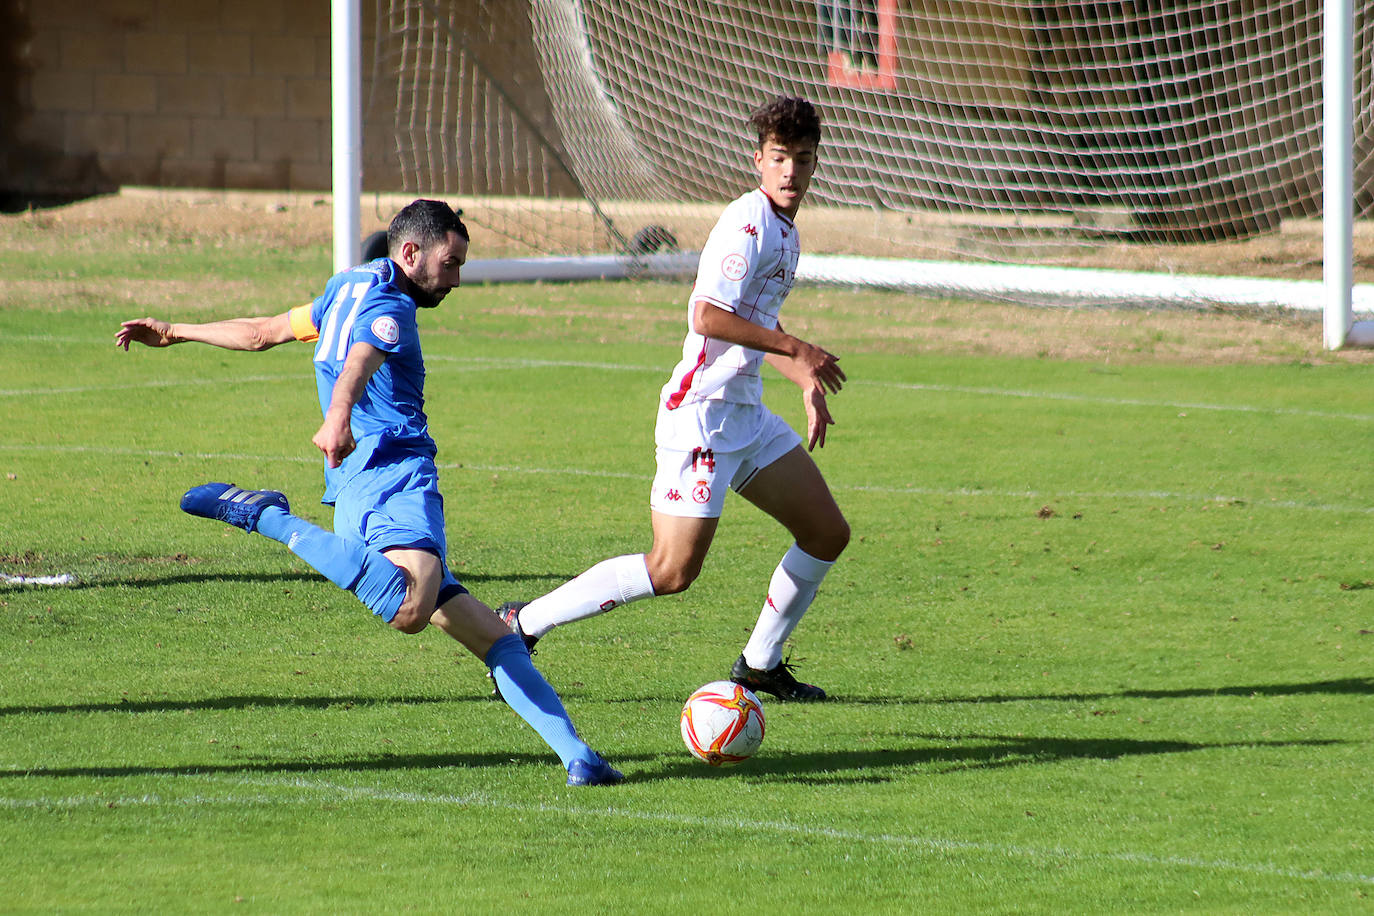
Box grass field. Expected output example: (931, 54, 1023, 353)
(2, 211, 1373, 913)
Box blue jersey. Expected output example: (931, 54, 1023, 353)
(290, 258, 435, 504)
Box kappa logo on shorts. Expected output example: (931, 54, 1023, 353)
(721, 253, 748, 281)
(371, 315, 401, 345)
(664, 489, 683, 502)
(691, 481, 712, 504)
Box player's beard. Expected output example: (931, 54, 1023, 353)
(406, 277, 448, 309)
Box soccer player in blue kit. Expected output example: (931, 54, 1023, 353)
(115, 199, 622, 786)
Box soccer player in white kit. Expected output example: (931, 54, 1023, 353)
(501, 97, 849, 700)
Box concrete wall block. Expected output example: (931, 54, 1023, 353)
(157, 0, 223, 33)
(96, 74, 158, 115)
(191, 116, 255, 160)
(287, 77, 329, 120)
(30, 70, 94, 112)
(224, 75, 285, 118)
(125, 31, 188, 75)
(290, 161, 331, 190)
(188, 32, 252, 76)
(158, 74, 223, 116)
(163, 159, 229, 189)
(256, 117, 324, 163)
(66, 113, 128, 156)
(225, 158, 290, 190)
(15, 111, 66, 147)
(253, 33, 315, 78)
(126, 114, 191, 156)
(61, 31, 125, 72)
(100, 0, 158, 28)
(23, 30, 62, 70)
(222, 0, 282, 35)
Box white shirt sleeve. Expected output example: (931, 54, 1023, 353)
(691, 196, 766, 314)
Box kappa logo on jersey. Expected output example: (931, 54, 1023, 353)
(691, 480, 712, 504)
(371, 315, 401, 345)
(721, 253, 749, 281)
(740, 223, 758, 238)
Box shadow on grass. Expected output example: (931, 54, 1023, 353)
(835, 677, 1374, 705)
(0, 694, 483, 717)
(652, 734, 1347, 785)
(0, 735, 1344, 785)
(8, 570, 580, 591)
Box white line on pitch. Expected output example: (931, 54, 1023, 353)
(5, 777, 1368, 887)
(5, 355, 1372, 422)
(0, 442, 1368, 513)
(861, 379, 1374, 422)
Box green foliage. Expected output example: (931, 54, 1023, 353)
(1, 279, 1371, 913)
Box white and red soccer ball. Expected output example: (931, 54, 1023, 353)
(680, 680, 765, 766)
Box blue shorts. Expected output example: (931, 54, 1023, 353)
(330, 452, 467, 606)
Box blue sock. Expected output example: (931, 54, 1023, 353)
(486, 633, 595, 770)
(256, 507, 407, 622)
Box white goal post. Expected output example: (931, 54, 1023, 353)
(333, 0, 1370, 348)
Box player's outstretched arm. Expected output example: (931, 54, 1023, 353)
(115, 312, 297, 352)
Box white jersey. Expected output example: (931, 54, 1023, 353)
(661, 188, 800, 410)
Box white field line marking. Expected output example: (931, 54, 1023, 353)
(0, 442, 1370, 514)
(4, 776, 1370, 887)
(862, 379, 1374, 423)
(5, 354, 1374, 422)
(2, 574, 76, 587)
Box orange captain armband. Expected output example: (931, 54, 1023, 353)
(288, 304, 318, 342)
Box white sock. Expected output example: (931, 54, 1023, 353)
(519, 554, 655, 639)
(742, 544, 834, 670)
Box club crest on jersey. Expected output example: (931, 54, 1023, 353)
(691, 481, 712, 504)
(371, 315, 401, 344)
(721, 253, 749, 281)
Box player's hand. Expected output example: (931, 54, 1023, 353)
(803, 386, 835, 451)
(115, 317, 175, 350)
(794, 341, 845, 395)
(312, 413, 356, 468)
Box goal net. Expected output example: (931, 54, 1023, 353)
(372, 1, 1373, 309)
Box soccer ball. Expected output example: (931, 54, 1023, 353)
(680, 680, 765, 766)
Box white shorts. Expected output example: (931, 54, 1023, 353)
(650, 399, 802, 518)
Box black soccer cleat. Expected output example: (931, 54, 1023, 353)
(497, 600, 539, 653)
(730, 654, 828, 702)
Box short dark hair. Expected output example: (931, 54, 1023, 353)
(387, 199, 469, 256)
(749, 96, 821, 149)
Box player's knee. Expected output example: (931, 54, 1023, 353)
(802, 517, 850, 562)
(388, 602, 431, 634)
(647, 560, 700, 596)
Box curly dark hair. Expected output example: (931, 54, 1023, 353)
(387, 199, 469, 255)
(748, 96, 821, 149)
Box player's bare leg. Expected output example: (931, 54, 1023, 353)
(503, 514, 716, 644)
(643, 512, 720, 594)
(736, 446, 848, 562)
(730, 445, 849, 700)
